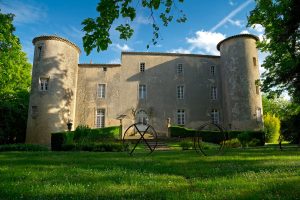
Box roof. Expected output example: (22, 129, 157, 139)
(217, 34, 259, 51)
(32, 35, 81, 54)
(122, 51, 220, 58)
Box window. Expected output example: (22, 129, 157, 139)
(136, 110, 148, 125)
(177, 64, 183, 75)
(211, 86, 217, 100)
(31, 106, 38, 118)
(256, 85, 260, 95)
(37, 46, 42, 60)
(177, 109, 185, 125)
(210, 66, 215, 75)
(177, 85, 184, 99)
(256, 108, 262, 122)
(103, 67, 107, 72)
(139, 84, 146, 99)
(253, 57, 257, 66)
(97, 84, 106, 98)
(211, 109, 219, 124)
(39, 77, 49, 91)
(140, 62, 145, 72)
(96, 109, 105, 128)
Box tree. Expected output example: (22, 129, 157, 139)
(82, 0, 186, 55)
(0, 10, 32, 144)
(247, 0, 300, 103)
(263, 113, 281, 143)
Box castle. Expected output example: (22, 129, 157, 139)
(26, 34, 263, 145)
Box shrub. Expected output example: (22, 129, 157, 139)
(179, 140, 193, 150)
(224, 138, 241, 148)
(74, 125, 91, 141)
(248, 138, 260, 147)
(264, 114, 280, 143)
(51, 132, 66, 151)
(0, 144, 49, 151)
(237, 131, 252, 147)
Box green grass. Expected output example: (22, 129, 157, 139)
(0, 147, 299, 199)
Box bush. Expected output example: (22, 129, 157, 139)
(264, 114, 280, 143)
(237, 131, 252, 147)
(74, 125, 91, 141)
(0, 144, 49, 151)
(248, 138, 260, 147)
(51, 132, 66, 151)
(179, 140, 193, 150)
(170, 126, 265, 146)
(224, 138, 241, 148)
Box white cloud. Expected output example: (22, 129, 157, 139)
(186, 31, 226, 55)
(112, 44, 133, 52)
(252, 24, 265, 33)
(240, 30, 250, 34)
(0, 0, 46, 24)
(210, 0, 253, 32)
(228, 19, 244, 27)
(108, 58, 121, 64)
(168, 48, 191, 54)
(136, 16, 151, 25)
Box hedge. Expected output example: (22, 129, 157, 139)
(169, 126, 265, 145)
(51, 126, 121, 151)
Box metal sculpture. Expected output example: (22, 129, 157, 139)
(194, 122, 226, 156)
(122, 123, 158, 156)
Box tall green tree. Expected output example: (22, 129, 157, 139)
(82, 0, 186, 55)
(247, 0, 300, 103)
(0, 10, 32, 144)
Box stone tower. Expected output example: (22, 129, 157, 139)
(218, 34, 263, 130)
(26, 36, 80, 145)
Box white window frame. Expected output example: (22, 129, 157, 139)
(96, 108, 105, 128)
(136, 110, 148, 125)
(139, 84, 146, 99)
(97, 84, 106, 98)
(177, 109, 185, 125)
(177, 63, 183, 75)
(140, 62, 145, 72)
(39, 77, 49, 91)
(177, 85, 184, 99)
(211, 66, 215, 75)
(211, 86, 217, 100)
(211, 109, 219, 124)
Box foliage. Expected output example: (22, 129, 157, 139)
(82, 0, 186, 54)
(237, 131, 252, 148)
(1, 149, 300, 199)
(179, 140, 193, 150)
(247, 0, 300, 103)
(0, 10, 32, 144)
(224, 138, 241, 148)
(281, 112, 300, 144)
(0, 144, 48, 151)
(169, 126, 265, 145)
(51, 126, 121, 151)
(264, 113, 281, 143)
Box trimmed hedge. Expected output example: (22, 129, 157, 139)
(169, 126, 265, 145)
(0, 144, 49, 151)
(51, 126, 121, 151)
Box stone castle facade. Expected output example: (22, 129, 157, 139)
(26, 34, 263, 145)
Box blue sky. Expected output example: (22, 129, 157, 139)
(0, 0, 266, 65)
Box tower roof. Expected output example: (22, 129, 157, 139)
(217, 34, 259, 51)
(32, 35, 81, 53)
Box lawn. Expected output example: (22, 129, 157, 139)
(0, 147, 299, 199)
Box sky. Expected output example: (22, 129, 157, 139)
(0, 0, 266, 66)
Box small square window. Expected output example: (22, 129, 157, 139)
(140, 62, 145, 72)
(39, 77, 49, 91)
(103, 67, 107, 72)
(211, 109, 219, 124)
(210, 66, 215, 75)
(177, 85, 184, 99)
(177, 64, 183, 75)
